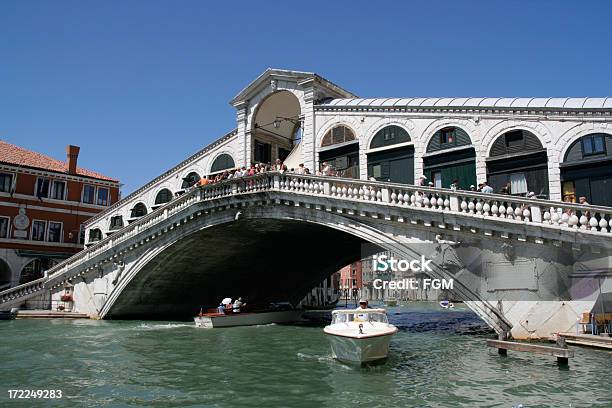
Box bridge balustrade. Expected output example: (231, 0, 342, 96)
(2, 171, 612, 307)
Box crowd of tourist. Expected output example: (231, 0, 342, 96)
(188, 159, 596, 210)
(190, 159, 349, 189)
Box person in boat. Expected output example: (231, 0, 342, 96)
(355, 299, 369, 322)
(221, 297, 232, 312)
(233, 297, 245, 313)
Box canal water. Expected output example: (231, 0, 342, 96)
(1, 303, 610, 407)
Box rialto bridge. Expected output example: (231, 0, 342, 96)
(1, 69, 611, 340)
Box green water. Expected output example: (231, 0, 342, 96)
(0, 303, 610, 407)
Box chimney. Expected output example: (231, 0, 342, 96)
(66, 145, 80, 175)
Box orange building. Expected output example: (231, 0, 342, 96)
(0, 141, 120, 288)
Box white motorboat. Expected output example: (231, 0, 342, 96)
(194, 309, 303, 328)
(323, 308, 398, 364)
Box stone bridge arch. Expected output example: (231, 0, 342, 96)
(97, 201, 511, 333)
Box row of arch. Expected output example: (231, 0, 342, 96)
(88, 154, 238, 243)
(321, 123, 547, 156)
(0, 257, 59, 286)
(320, 122, 612, 205)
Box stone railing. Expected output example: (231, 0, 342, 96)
(83, 128, 239, 228)
(2, 171, 612, 307)
(0, 277, 46, 306)
(275, 173, 612, 235)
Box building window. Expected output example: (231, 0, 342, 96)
(51, 180, 66, 200)
(370, 126, 411, 149)
(109, 215, 124, 230)
(35, 178, 50, 198)
(130, 203, 147, 218)
(31, 220, 46, 241)
(504, 131, 524, 148)
(89, 228, 102, 243)
(97, 187, 110, 206)
(321, 125, 356, 147)
(181, 172, 200, 189)
(0, 173, 13, 193)
(83, 185, 96, 204)
(582, 134, 606, 156)
(0, 216, 9, 238)
(210, 154, 235, 173)
(440, 128, 455, 145)
(254, 140, 272, 164)
(47, 221, 62, 243)
(155, 189, 173, 205)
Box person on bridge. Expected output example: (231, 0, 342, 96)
(481, 181, 494, 194)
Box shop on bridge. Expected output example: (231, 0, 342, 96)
(486, 130, 549, 198)
(422, 127, 476, 189)
(561, 133, 612, 206)
(319, 125, 360, 178)
(366, 125, 414, 184)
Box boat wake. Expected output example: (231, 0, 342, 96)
(296, 352, 338, 364)
(135, 323, 193, 331)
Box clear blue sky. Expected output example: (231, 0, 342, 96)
(2, 1, 611, 194)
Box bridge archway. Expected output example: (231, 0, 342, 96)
(251, 90, 301, 165)
(99, 203, 511, 333)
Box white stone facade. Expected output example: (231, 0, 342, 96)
(84, 69, 612, 241)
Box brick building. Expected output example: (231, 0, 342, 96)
(0, 141, 120, 288)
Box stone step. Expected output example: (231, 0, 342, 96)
(15, 310, 90, 319)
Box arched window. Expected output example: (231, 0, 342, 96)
(155, 189, 173, 205)
(109, 216, 124, 230)
(369, 126, 410, 149)
(210, 154, 235, 173)
(181, 172, 200, 189)
(561, 133, 612, 205)
(19, 259, 57, 284)
(426, 127, 472, 153)
(490, 130, 543, 157)
(130, 203, 147, 218)
(321, 125, 356, 147)
(486, 129, 548, 197)
(89, 228, 102, 242)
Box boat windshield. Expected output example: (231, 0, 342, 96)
(332, 311, 389, 324)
